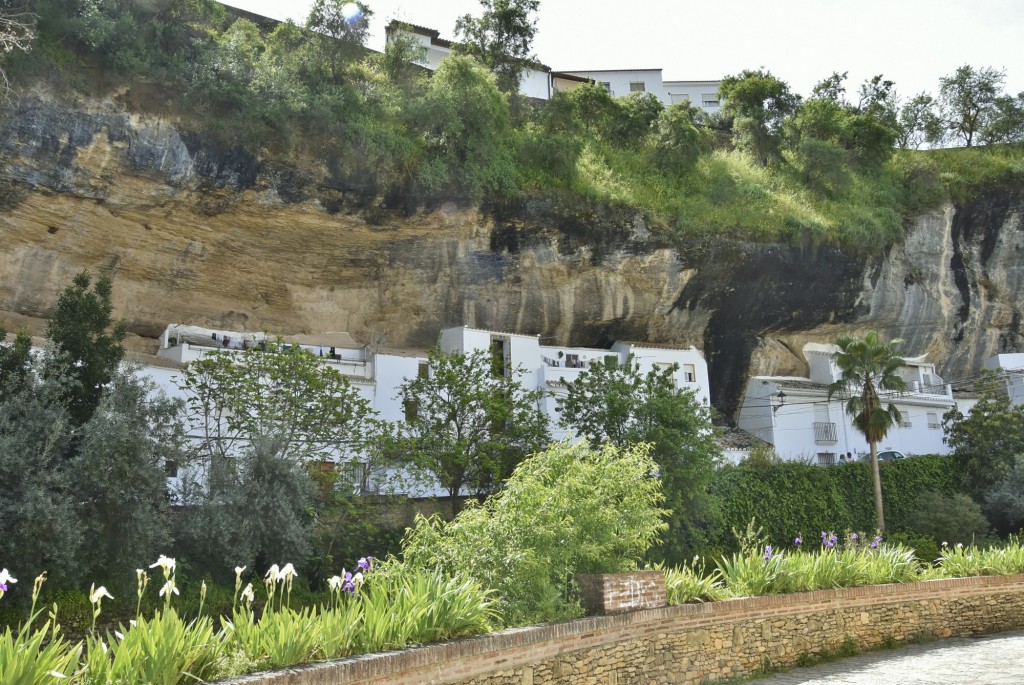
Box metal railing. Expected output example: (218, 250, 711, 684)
(813, 421, 838, 444)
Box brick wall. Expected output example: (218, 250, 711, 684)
(576, 571, 667, 615)
(219, 574, 1024, 685)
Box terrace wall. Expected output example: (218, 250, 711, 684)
(221, 574, 1024, 685)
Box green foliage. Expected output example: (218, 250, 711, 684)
(797, 138, 851, 197)
(176, 437, 316, 577)
(44, 270, 127, 426)
(984, 455, 1024, 533)
(393, 346, 549, 497)
(707, 455, 961, 551)
(72, 367, 186, 583)
(609, 91, 664, 147)
(453, 0, 540, 94)
(719, 69, 801, 166)
(905, 491, 991, 548)
(414, 55, 516, 200)
(933, 535, 1024, 577)
(399, 441, 668, 625)
(0, 327, 31, 396)
(651, 102, 711, 175)
(944, 397, 1024, 500)
(0, 369, 82, 586)
(663, 560, 726, 604)
(0, 589, 82, 684)
(557, 354, 721, 564)
(305, 0, 372, 83)
(937, 64, 1006, 147)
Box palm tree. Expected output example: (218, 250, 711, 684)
(828, 331, 907, 532)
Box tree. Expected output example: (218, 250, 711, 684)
(414, 55, 516, 200)
(177, 341, 377, 472)
(985, 455, 1024, 534)
(393, 347, 549, 499)
(453, 0, 540, 94)
(936, 64, 1005, 147)
(651, 102, 712, 175)
(828, 331, 907, 532)
(981, 92, 1024, 145)
(45, 270, 127, 426)
(399, 441, 667, 625)
(896, 93, 942, 150)
(557, 355, 721, 563)
(376, 21, 428, 90)
(609, 91, 664, 147)
(73, 366, 186, 582)
(0, 4, 34, 94)
(0, 363, 81, 586)
(718, 69, 800, 166)
(305, 0, 372, 82)
(0, 326, 31, 396)
(943, 397, 1024, 500)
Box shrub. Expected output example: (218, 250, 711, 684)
(905, 490, 991, 548)
(399, 441, 668, 625)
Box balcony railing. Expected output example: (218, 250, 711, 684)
(814, 421, 838, 444)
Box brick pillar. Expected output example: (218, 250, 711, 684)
(575, 570, 667, 615)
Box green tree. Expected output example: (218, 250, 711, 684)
(393, 347, 549, 499)
(376, 21, 428, 91)
(981, 92, 1024, 145)
(718, 69, 800, 166)
(72, 366, 186, 582)
(650, 101, 711, 175)
(796, 137, 851, 197)
(177, 435, 316, 575)
(177, 341, 376, 470)
(400, 441, 668, 625)
(943, 397, 1024, 500)
(453, 0, 540, 94)
(0, 326, 31, 396)
(0, 365, 81, 586)
(609, 91, 664, 147)
(414, 55, 516, 200)
(305, 0, 372, 82)
(45, 270, 128, 426)
(557, 355, 721, 563)
(985, 455, 1024, 533)
(828, 331, 907, 532)
(936, 64, 1005, 147)
(896, 92, 942, 150)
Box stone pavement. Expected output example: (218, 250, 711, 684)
(745, 631, 1024, 684)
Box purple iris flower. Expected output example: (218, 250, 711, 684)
(852, 533, 860, 542)
(357, 557, 370, 572)
(871, 535, 882, 549)
(794, 536, 802, 547)
(763, 545, 774, 561)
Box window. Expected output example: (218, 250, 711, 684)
(600, 81, 611, 93)
(404, 399, 419, 422)
(683, 364, 696, 383)
(490, 338, 509, 377)
(417, 361, 429, 379)
(927, 412, 940, 430)
(629, 81, 646, 92)
(701, 93, 719, 107)
(899, 420, 913, 428)
(343, 461, 366, 494)
(164, 459, 179, 478)
(565, 353, 581, 368)
(670, 94, 692, 105)
(817, 452, 837, 466)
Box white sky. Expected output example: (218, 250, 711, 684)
(223, 0, 1024, 99)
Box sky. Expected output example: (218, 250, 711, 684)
(223, 0, 1024, 99)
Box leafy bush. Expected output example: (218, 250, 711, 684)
(399, 441, 668, 625)
(905, 490, 991, 547)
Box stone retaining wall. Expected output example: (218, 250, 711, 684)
(221, 574, 1024, 685)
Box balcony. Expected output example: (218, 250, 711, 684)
(813, 422, 838, 445)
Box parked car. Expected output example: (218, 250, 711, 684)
(858, 449, 907, 463)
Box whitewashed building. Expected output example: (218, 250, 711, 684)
(147, 323, 712, 494)
(984, 353, 1024, 405)
(737, 343, 971, 464)
(384, 22, 719, 109)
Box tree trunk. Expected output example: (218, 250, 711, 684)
(870, 440, 885, 532)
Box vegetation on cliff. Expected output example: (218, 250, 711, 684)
(5, 0, 1024, 250)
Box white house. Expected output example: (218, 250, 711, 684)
(737, 343, 968, 464)
(984, 353, 1024, 405)
(384, 22, 720, 110)
(148, 323, 713, 493)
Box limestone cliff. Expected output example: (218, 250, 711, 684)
(1, 95, 1021, 416)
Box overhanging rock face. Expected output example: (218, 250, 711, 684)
(217, 574, 1024, 685)
(2, 95, 1022, 417)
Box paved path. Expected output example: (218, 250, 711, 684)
(747, 631, 1024, 684)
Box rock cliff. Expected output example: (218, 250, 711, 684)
(1, 95, 1021, 416)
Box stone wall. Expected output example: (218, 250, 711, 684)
(220, 574, 1024, 685)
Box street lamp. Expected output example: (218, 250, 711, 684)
(773, 390, 786, 413)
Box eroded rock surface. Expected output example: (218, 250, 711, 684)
(1, 95, 1021, 415)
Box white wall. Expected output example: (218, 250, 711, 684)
(561, 69, 664, 101)
(663, 80, 722, 113)
(985, 353, 1024, 405)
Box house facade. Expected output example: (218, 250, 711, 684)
(984, 353, 1024, 405)
(385, 22, 720, 110)
(149, 323, 712, 493)
(737, 343, 970, 464)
